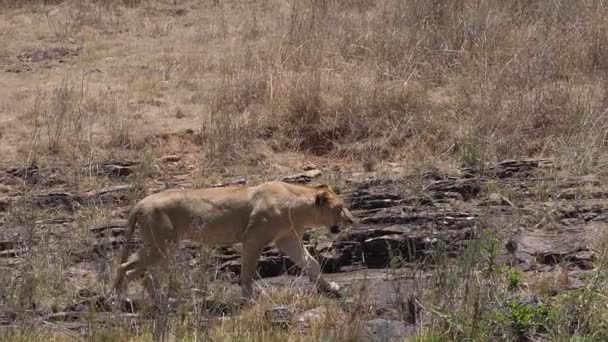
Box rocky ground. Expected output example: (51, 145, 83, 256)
(0, 158, 606, 340)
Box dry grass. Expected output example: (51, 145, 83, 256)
(1, 0, 606, 173)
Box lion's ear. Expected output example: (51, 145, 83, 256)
(314, 184, 330, 190)
(315, 191, 332, 206)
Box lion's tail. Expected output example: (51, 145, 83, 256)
(119, 202, 141, 265)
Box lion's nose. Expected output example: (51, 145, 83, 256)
(329, 225, 340, 234)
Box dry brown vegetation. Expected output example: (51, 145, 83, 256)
(1, 0, 608, 341)
(2, 0, 607, 173)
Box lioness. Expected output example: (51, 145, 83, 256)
(113, 181, 356, 300)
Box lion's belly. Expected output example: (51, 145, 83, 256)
(185, 215, 247, 246)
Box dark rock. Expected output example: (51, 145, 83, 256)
(281, 170, 322, 184)
(430, 191, 464, 202)
(69, 248, 98, 263)
(63, 303, 87, 313)
(560, 218, 584, 226)
(94, 236, 142, 253)
(0, 241, 28, 258)
(31, 192, 78, 211)
(317, 249, 346, 273)
(60, 322, 90, 332)
(62, 292, 138, 314)
(505, 239, 518, 253)
(515, 260, 532, 272)
(362, 234, 434, 268)
(78, 185, 134, 205)
(427, 178, 481, 200)
(210, 178, 248, 188)
(101, 164, 133, 177)
(5, 165, 38, 179)
(265, 305, 293, 328)
(582, 212, 598, 221)
(0, 240, 22, 251)
(90, 221, 127, 237)
(4, 165, 64, 186)
(77, 288, 97, 298)
(347, 190, 404, 210)
(570, 250, 596, 270)
(0, 311, 16, 325)
(489, 159, 549, 178)
(364, 319, 416, 342)
(219, 254, 298, 279)
(85, 160, 138, 177)
(198, 298, 238, 316)
(40, 311, 86, 323)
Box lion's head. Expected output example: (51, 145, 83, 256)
(314, 184, 356, 234)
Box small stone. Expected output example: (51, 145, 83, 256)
(304, 169, 322, 178)
(160, 154, 181, 163)
(292, 306, 346, 331)
(233, 177, 247, 185)
(489, 193, 515, 206)
(265, 305, 293, 328)
(515, 260, 532, 272)
(174, 8, 188, 16)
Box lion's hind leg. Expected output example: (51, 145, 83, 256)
(115, 211, 173, 298)
(114, 246, 165, 295)
(113, 250, 142, 293)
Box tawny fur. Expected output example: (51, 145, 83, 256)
(112, 181, 355, 300)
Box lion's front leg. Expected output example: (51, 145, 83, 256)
(275, 235, 340, 297)
(239, 238, 266, 300)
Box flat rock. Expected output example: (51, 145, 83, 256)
(82, 160, 138, 177)
(219, 254, 298, 279)
(364, 319, 416, 342)
(427, 178, 481, 200)
(78, 185, 134, 205)
(281, 169, 322, 184)
(291, 306, 346, 331)
(0, 249, 23, 258)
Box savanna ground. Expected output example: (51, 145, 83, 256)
(1, 0, 608, 341)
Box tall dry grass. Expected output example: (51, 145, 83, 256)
(193, 0, 608, 171)
(6, 0, 606, 173)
